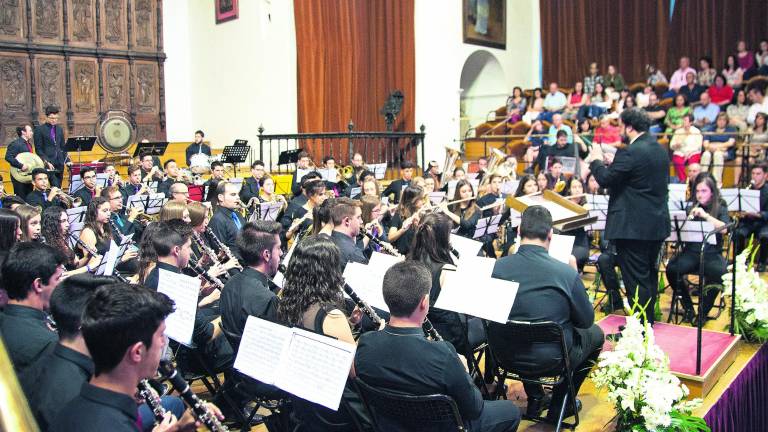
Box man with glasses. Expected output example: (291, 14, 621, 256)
(34, 106, 67, 188)
(239, 160, 266, 204)
(169, 182, 190, 203)
(73, 167, 101, 207)
(101, 186, 142, 241)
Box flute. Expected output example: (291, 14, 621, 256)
(158, 360, 228, 431)
(137, 379, 166, 425)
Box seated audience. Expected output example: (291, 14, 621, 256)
(602, 65, 625, 92)
(645, 64, 667, 86)
(506, 86, 526, 123)
(697, 56, 717, 87)
(670, 114, 703, 181)
(722, 54, 744, 89)
(701, 113, 737, 184)
(678, 72, 706, 104)
(643, 92, 667, 134)
(747, 87, 768, 126)
(665, 93, 691, 134)
(564, 82, 589, 119)
(727, 89, 750, 131)
(540, 82, 567, 122)
(583, 62, 603, 95)
(547, 113, 573, 144)
(707, 74, 734, 107)
(693, 92, 720, 130)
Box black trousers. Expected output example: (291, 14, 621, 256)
(10, 178, 31, 199)
(666, 250, 726, 317)
(597, 252, 622, 308)
(614, 239, 663, 324)
(734, 221, 768, 264)
(522, 324, 604, 409)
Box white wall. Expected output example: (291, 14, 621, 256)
(414, 0, 541, 165)
(163, 0, 298, 164)
(164, 0, 539, 168)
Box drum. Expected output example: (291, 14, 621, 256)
(98, 112, 135, 153)
(190, 153, 211, 174)
(9, 152, 45, 183)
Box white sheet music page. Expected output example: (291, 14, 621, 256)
(721, 188, 761, 212)
(434, 271, 519, 323)
(275, 328, 356, 411)
(234, 316, 293, 385)
(456, 255, 496, 277)
(98, 240, 120, 276)
(342, 262, 389, 312)
(450, 234, 483, 258)
(157, 269, 201, 347)
(368, 251, 403, 268)
(548, 234, 575, 265)
(66, 206, 88, 224)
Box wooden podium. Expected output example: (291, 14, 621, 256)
(506, 189, 597, 231)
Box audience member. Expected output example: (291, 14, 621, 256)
(678, 72, 706, 104)
(697, 56, 717, 87)
(670, 114, 703, 181)
(602, 65, 625, 92)
(701, 113, 737, 184)
(727, 89, 750, 131)
(665, 93, 691, 133)
(643, 92, 667, 134)
(747, 87, 768, 125)
(707, 74, 734, 107)
(547, 113, 573, 144)
(722, 54, 744, 88)
(583, 62, 603, 94)
(693, 92, 720, 130)
(669, 56, 697, 92)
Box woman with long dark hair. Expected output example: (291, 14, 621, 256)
(137, 221, 163, 283)
(407, 212, 486, 359)
(80, 197, 138, 271)
(665, 173, 729, 324)
(388, 185, 425, 255)
(442, 179, 480, 239)
(277, 235, 365, 431)
(560, 177, 590, 271)
(41, 206, 89, 270)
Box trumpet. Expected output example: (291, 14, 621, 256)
(48, 188, 82, 208)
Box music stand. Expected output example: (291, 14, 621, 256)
(221, 142, 250, 178)
(64, 136, 97, 182)
(132, 141, 169, 159)
(473, 214, 502, 239)
(278, 149, 302, 166)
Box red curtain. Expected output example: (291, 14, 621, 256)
(294, 0, 415, 145)
(540, 0, 670, 86)
(667, 0, 768, 75)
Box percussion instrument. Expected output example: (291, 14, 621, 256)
(190, 153, 213, 174)
(9, 152, 45, 183)
(97, 111, 135, 153)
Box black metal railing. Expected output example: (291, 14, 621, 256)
(257, 122, 426, 175)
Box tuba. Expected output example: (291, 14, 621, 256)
(440, 142, 462, 184)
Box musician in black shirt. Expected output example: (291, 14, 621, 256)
(209, 181, 246, 259)
(25, 168, 66, 209)
(0, 243, 65, 373)
(381, 160, 416, 204)
(239, 160, 266, 204)
(185, 130, 211, 167)
(20, 274, 185, 431)
(329, 197, 367, 269)
(121, 164, 150, 204)
(6, 124, 35, 198)
(53, 283, 217, 431)
(355, 261, 521, 432)
(734, 163, 768, 270)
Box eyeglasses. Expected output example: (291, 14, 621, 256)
(109, 195, 122, 201)
(83, 175, 96, 180)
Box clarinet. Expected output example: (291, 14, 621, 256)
(138, 379, 166, 425)
(193, 232, 221, 267)
(205, 227, 241, 268)
(35, 234, 47, 243)
(342, 282, 383, 328)
(363, 232, 403, 258)
(422, 318, 444, 341)
(70, 234, 100, 257)
(189, 258, 226, 291)
(158, 360, 228, 431)
(108, 218, 134, 246)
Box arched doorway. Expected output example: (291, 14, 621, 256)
(459, 50, 507, 138)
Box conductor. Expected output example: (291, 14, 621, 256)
(586, 109, 670, 324)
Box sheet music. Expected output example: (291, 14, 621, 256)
(456, 255, 496, 277)
(428, 191, 446, 205)
(69, 175, 83, 194)
(500, 180, 519, 196)
(234, 316, 293, 385)
(368, 163, 387, 180)
(585, 195, 608, 231)
(249, 202, 283, 222)
(66, 206, 87, 224)
(473, 214, 502, 238)
(317, 168, 339, 182)
(507, 210, 522, 227)
(721, 188, 761, 212)
(98, 240, 120, 276)
(368, 251, 404, 268)
(295, 168, 315, 181)
(668, 184, 687, 211)
(349, 187, 361, 197)
(342, 262, 390, 312)
(516, 195, 579, 222)
(667, 213, 716, 244)
(127, 193, 167, 215)
(450, 234, 483, 258)
(548, 156, 578, 175)
(434, 271, 519, 323)
(548, 234, 575, 265)
(466, 172, 479, 180)
(275, 328, 356, 411)
(157, 269, 201, 347)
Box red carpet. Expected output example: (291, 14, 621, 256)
(597, 315, 739, 376)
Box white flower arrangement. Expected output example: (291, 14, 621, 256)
(721, 242, 768, 343)
(591, 314, 708, 431)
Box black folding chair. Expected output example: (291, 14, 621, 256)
(487, 320, 579, 431)
(353, 377, 466, 432)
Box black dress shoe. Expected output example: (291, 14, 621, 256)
(546, 398, 582, 423)
(525, 393, 552, 417)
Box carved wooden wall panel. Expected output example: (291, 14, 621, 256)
(34, 55, 67, 123)
(100, 0, 127, 50)
(0, 0, 26, 42)
(103, 59, 128, 110)
(0, 0, 166, 150)
(67, 0, 97, 47)
(31, 0, 64, 44)
(132, 0, 156, 52)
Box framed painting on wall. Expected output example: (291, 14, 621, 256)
(463, 0, 506, 49)
(216, 0, 239, 24)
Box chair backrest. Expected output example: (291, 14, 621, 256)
(487, 320, 570, 373)
(354, 378, 465, 432)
